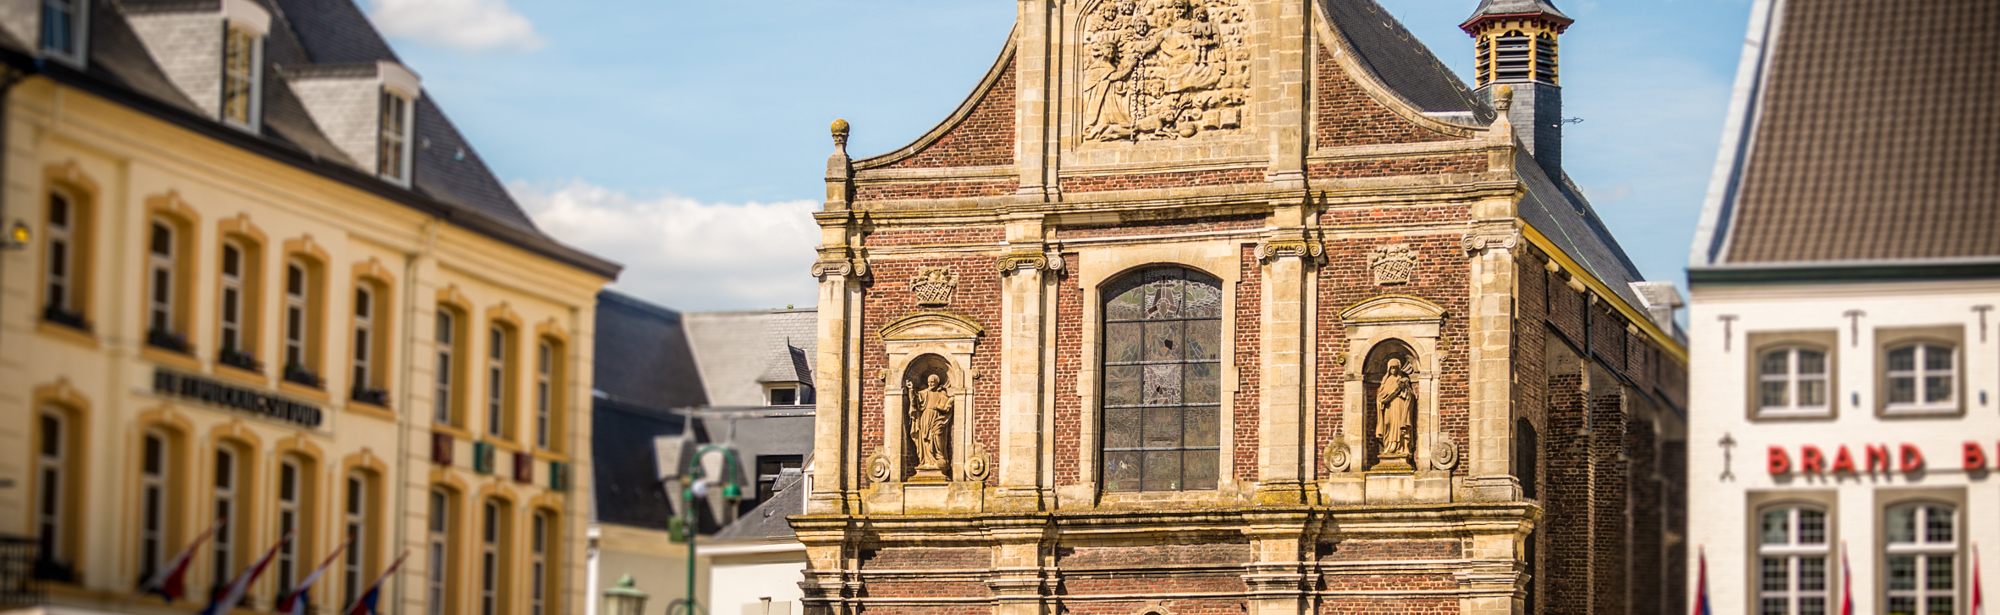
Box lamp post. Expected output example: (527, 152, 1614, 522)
(667, 444, 740, 615)
(603, 575, 649, 615)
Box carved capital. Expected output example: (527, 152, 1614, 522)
(995, 251, 1049, 275)
(810, 257, 869, 281)
(1256, 238, 1322, 263)
(1460, 232, 1520, 255)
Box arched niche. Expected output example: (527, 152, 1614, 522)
(1335, 295, 1447, 477)
(877, 311, 982, 484)
(1363, 339, 1419, 471)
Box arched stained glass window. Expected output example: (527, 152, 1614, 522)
(1101, 267, 1222, 492)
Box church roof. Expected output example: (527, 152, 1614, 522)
(1460, 0, 1572, 28)
(1322, 0, 1492, 121)
(1693, 0, 2000, 270)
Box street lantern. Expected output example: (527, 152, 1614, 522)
(3, 220, 28, 250)
(602, 574, 648, 615)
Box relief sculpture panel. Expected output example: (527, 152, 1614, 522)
(1081, 0, 1250, 142)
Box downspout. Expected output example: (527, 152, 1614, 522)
(391, 218, 438, 611)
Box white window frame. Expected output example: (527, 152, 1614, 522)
(220, 23, 262, 130)
(1757, 505, 1830, 615)
(536, 341, 552, 449)
(530, 511, 547, 615)
(428, 490, 450, 615)
(343, 474, 366, 608)
(220, 241, 245, 355)
(285, 261, 308, 370)
(212, 447, 237, 584)
(377, 90, 413, 183)
(487, 326, 507, 438)
(481, 500, 500, 615)
(1884, 504, 1957, 615)
(1757, 347, 1830, 417)
(45, 192, 74, 315)
(436, 310, 455, 424)
(148, 221, 176, 336)
(353, 286, 374, 395)
(38, 0, 87, 65)
(276, 459, 300, 591)
(1884, 343, 1956, 414)
(37, 412, 65, 563)
(141, 432, 168, 577)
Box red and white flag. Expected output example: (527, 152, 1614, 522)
(200, 531, 292, 615)
(1975, 542, 1986, 615)
(277, 539, 349, 615)
(136, 518, 224, 603)
(1841, 541, 1854, 615)
(343, 549, 410, 615)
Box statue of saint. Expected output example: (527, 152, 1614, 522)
(1374, 357, 1416, 464)
(906, 374, 953, 475)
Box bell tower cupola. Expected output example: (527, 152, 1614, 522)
(1462, 0, 1572, 177)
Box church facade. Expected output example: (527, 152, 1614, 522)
(798, 1, 1688, 614)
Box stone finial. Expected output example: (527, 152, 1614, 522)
(1493, 85, 1514, 113)
(831, 118, 850, 151)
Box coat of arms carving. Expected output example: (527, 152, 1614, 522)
(1368, 244, 1416, 285)
(1081, 0, 1250, 142)
(911, 267, 959, 307)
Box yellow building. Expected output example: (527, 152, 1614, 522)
(0, 0, 619, 613)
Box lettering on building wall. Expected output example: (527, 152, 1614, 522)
(153, 369, 324, 428)
(1766, 442, 1999, 475)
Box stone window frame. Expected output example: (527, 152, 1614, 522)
(1745, 330, 1838, 421)
(1072, 243, 1242, 506)
(1874, 487, 1967, 615)
(1875, 326, 1965, 419)
(1744, 489, 1838, 615)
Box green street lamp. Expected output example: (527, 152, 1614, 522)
(667, 444, 741, 615)
(603, 575, 650, 615)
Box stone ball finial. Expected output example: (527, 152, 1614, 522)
(1493, 85, 1514, 112)
(831, 119, 850, 147)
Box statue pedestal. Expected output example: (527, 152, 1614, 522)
(1369, 457, 1415, 473)
(910, 469, 948, 483)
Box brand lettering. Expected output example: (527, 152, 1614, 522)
(152, 370, 323, 428)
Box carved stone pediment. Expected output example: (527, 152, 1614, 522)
(879, 311, 986, 342)
(1339, 294, 1448, 326)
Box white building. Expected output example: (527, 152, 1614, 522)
(1684, 0, 1999, 614)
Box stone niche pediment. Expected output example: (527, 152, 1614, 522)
(1339, 294, 1447, 326)
(879, 311, 986, 342)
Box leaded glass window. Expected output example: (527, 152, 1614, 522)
(1101, 267, 1222, 492)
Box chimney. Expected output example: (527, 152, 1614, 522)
(1461, 0, 1572, 178)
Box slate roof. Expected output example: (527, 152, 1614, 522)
(1461, 0, 1572, 27)
(683, 310, 819, 407)
(1698, 0, 2000, 266)
(590, 399, 699, 529)
(594, 291, 710, 412)
(711, 470, 803, 542)
(1321, 0, 1493, 122)
(0, 0, 615, 275)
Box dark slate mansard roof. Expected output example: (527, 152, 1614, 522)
(590, 291, 709, 530)
(1692, 0, 1999, 280)
(0, 0, 618, 277)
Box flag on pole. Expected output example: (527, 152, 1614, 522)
(1693, 546, 1711, 615)
(1975, 542, 1986, 615)
(343, 549, 410, 615)
(136, 518, 224, 603)
(200, 531, 292, 615)
(277, 539, 350, 615)
(1841, 541, 1854, 615)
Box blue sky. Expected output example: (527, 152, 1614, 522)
(367, 0, 1752, 312)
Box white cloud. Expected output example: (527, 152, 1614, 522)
(510, 180, 821, 312)
(367, 0, 545, 52)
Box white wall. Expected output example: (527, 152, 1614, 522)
(708, 549, 807, 615)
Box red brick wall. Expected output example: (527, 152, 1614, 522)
(1590, 390, 1629, 615)
(1543, 371, 1589, 614)
(1059, 167, 1268, 194)
(858, 255, 1004, 486)
(864, 227, 1006, 248)
(1234, 245, 1262, 481)
(1318, 597, 1458, 615)
(1318, 539, 1462, 561)
(1054, 214, 1265, 240)
(855, 606, 989, 615)
(855, 179, 1016, 202)
(860, 547, 990, 570)
(1318, 204, 1472, 229)
(885, 58, 1017, 169)
(1059, 543, 1252, 567)
(1061, 597, 1250, 615)
(1313, 235, 1471, 476)
(1305, 155, 1485, 180)
(1313, 45, 1457, 148)
(1323, 574, 1458, 592)
(1054, 253, 1084, 486)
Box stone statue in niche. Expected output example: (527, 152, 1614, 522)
(1081, 0, 1249, 142)
(1366, 340, 1419, 471)
(905, 371, 953, 479)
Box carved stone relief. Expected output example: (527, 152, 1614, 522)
(911, 266, 958, 307)
(1431, 433, 1458, 471)
(963, 442, 992, 482)
(1081, 0, 1250, 142)
(1368, 244, 1416, 285)
(1324, 440, 1352, 473)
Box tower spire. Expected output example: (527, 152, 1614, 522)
(1462, 0, 1572, 177)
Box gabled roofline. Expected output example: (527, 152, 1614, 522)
(1310, 1, 1482, 139)
(2, 52, 623, 279)
(852, 25, 1019, 170)
(1688, 0, 1782, 268)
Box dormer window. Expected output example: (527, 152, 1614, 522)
(220, 24, 263, 129)
(378, 91, 413, 183)
(39, 0, 86, 63)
